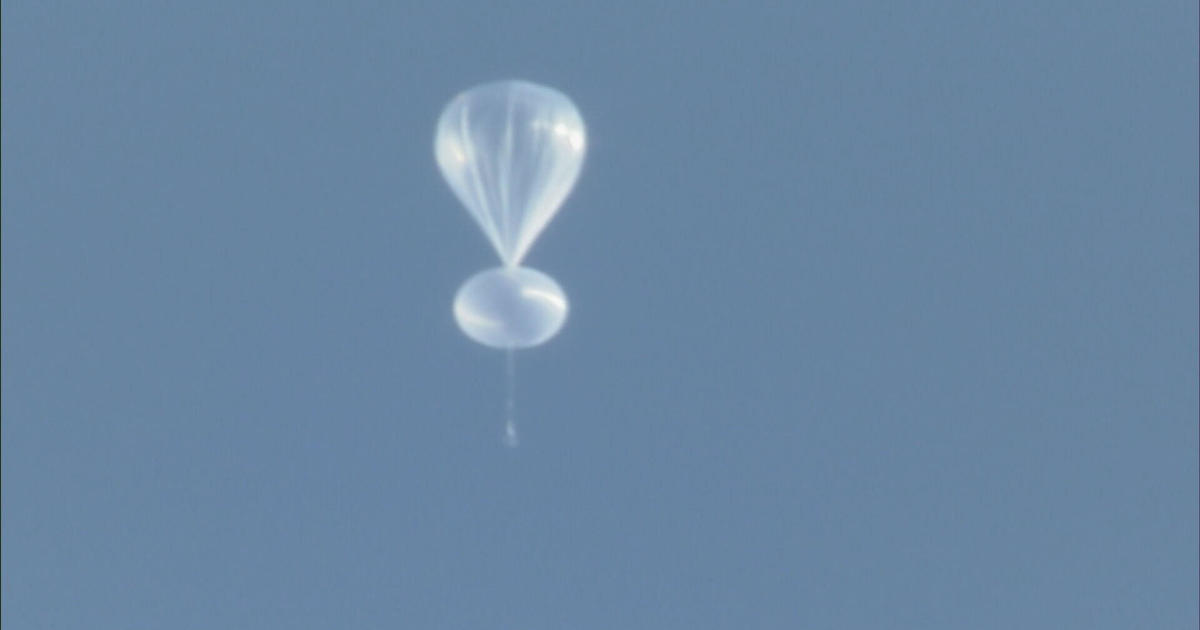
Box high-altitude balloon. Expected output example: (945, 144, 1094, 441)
(435, 80, 586, 349)
(435, 80, 586, 268)
(434, 80, 586, 446)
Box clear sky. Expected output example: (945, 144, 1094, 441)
(3, 2, 1197, 628)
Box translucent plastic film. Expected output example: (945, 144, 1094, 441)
(435, 80, 586, 266)
(453, 266, 568, 349)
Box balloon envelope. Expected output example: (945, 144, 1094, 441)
(453, 266, 568, 349)
(435, 80, 586, 267)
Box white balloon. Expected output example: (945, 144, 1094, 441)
(434, 80, 586, 444)
(454, 266, 568, 349)
(434, 80, 586, 267)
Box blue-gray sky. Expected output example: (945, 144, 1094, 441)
(3, 2, 1197, 628)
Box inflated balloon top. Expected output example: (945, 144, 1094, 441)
(435, 80, 586, 268)
(434, 80, 587, 445)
